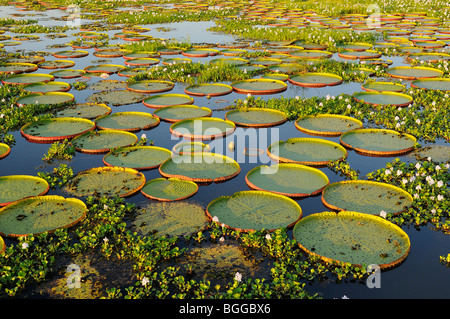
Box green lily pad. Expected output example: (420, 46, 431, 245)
(337, 43, 373, 51)
(49, 69, 86, 79)
(206, 190, 302, 232)
(21, 117, 95, 143)
(182, 48, 219, 57)
(170, 117, 236, 140)
(184, 83, 233, 97)
(409, 145, 450, 162)
(321, 180, 413, 215)
(267, 138, 348, 166)
(338, 49, 382, 60)
(86, 89, 147, 106)
(172, 142, 210, 155)
(159, 153, 240, 183)
(23, 81, 71, 93)
(1, 73, 54, 86)
(124, 58, 160, 66)
(0, 175, 49, 207)
(0, 62, 38, 74)
(225, 108, 287, 127)
(94, 111, 160, 132)
(64, 166, 146, 198)
(245, 163, 329, 198)
(103, 145, 172, 170)
(71, 130, 138, 154)
(386, 66, 443, 79)
(126, 80, 174, 94)
(84, 64, 126, 74)
(0, 196, 87, 238)
(289, 72, 343, 87)
(153, 105, 212, 122)
(0, 143, 11, 160)
(340, 128, 416, 156)
(361, 81, 406, 92)
(88, 80, 128, 91)
(293, 210, 411, 269)
(231, 78, 287, 95)
(133, 200, 209, 237)
(295, 114, 363, 136)
(37, 60, 75, 69)
(353, 91, 413, 107)
(289, 50, 333, 59)
(55, 103, 112, 119)
(141, 178, 198, 201)
(16, 92, 74, 106)
(53, 50, 89, 58)
(143, 94, 195, 109)
(411, 78, 450, 91)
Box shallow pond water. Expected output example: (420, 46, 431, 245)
(0, 5, 449, 299)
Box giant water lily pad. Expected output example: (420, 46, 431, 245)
(292, 211, 411, 269)
(88, 80, 127, 91)
(409, 145, 450, 162)
(21, 117, 95, 143)
(103, 146, 172, 170)
(338, 49, 382, 60)
(289, 50, 333, 59)
(64, 167, 145, 198)
(411, 78, 450, 91)
(340, 128, 416, 156)
(94, 112, 160, 132)
(184, 83, 233, 97)
(0, 196, 87, 238)
(71, 130, 138, 154)
(321, 180, 413, 215)
(53, 50, 89, 58)
(353, 91, 413, 107)
(126, 80, 174, 94)
(86, 90, 147, 106)
(0, 62, 38, 74)
(225, 108, 287, 127)
(143, 93, 194, 109)
(23, 81, 71, 93)
(0, 175, 49, 207)
(159, 153, 240, 183)
(2, 73, 54, 85)
(141, 178, 198, 201)
(245, 163, 329, 198)
(386, 66, 443, 79)
(361, 81, 406, 92)
(295, 114, 363, 136)
(170, 117, 235, 140)
(172, 142, 210, 155)
(206, 190, 302, 232)
(133, 201, 209, 237)
(231, 79, 287, 95)
(289, 73, 343, 87)
(49, 69, 86, 79)
(84, 64, 126, 74)
(0, 143, 10, 160)
(153, 105, 212, 122)
(16, 92, 74, 106)
(268, 138, 348, 166)
(38, 60, 75, 69)
(55, 103, 111, 119)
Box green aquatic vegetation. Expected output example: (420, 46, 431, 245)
(10, 24, 70, 34)
(327, 159, 360, 180)
(37, 164, 74, 190)
(72, 81, 88, 91)
(42, 139, 76, 163)
(0, 17, 37, 26)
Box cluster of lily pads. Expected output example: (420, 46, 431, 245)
(0, 0, 449, 300)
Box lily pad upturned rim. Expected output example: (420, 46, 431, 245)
(353, 91, 413, 107)
(94, 111, 160, 132)
(126, 80, 175, 93)
(292, 210, 411, 269)
(184, 83, 233, 97)
(294, 114, 363, 137)
(340, 128, 417, 156)
(361, 81, 406, 92)
(71, 130, 138, 154)
(170, 117, 236, 140)
(321, 179, 414, 215)
(386, 66, 444, 79)
(206, 190, 303, 232)
(0, 175, 50, 207)
(20, 117, 96, 143)
(152, 104, 213, 122)
(142, 93, 195, 109)
(224, 107, 288, 128)
(102, 145, 172, 170)
(140, 177, 198, 202)
(0, 195, 87, 238)
(410, 77, 450, 91)
(288, 72, 344, 88)
(245, 163, 330, 198)
(230, 78, 288, 95)
(22, 81, 71, 93)
(0, 143, 11, 160)
(16, 92, 75, 106)
(1, 73, 55, 85)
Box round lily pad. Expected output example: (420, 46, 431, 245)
(409, 145, 450, 162)
(133, 201, 209, 237)
(361, 81, 406, 92)
(71, 130, 138, 154)
(64, 166, 145, 198)
(322, 180, 413, 215)
(21, 117, 96, 143)
(0, 196, 87, 238)
(22, 81, 71, 93)
(37, 60, 75, 69)
(340, 128, 416, 156)
(103, 146, 172, 170)
(267, 138, 348, 166)
(295, 114, 363, 137)
(289, 72, 343, 88)
(123, 51, 160, 60)
(53, 50, 89, 58)
(126, 80, 174, 94)
(206, 190, 302, 232)
(245, 163, 329, 198)
(88, 80, 127, 91)
(225, 108, 287, 127)
(338, 49, 382, 60)
(159, 153, 240, 183)
(124, 58, 159, 66)
(55, 103, 111, 119)
(16, 92, 74, 106)
(0, 62, 38, 74)
(184, 83, 233, 97)
(49, 69, 86, 79)
(172, 142, 210, 155)
(153, 105, 212, 122)
(386, 66, 443, 79)
(231, 79, 287, 95)
(86, 90, 147, 106)
(289, 50, 333, 59)
(141, 178, 198, 201)
(143, 93, 194, 109)
(337, 43, 373, 51)
(293, 210, 411, 269)
(411, 78, 450, 91)
(84, 64, 126, 74)
(182, 48, 219, 57)
(170, 117, 236, 140)
(0, 175, 49, 207)
(94, 112, 160, 132)
(1, 73, 54, 86)
(0, 143, 11, 160)
(353, 91, 413, 107)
